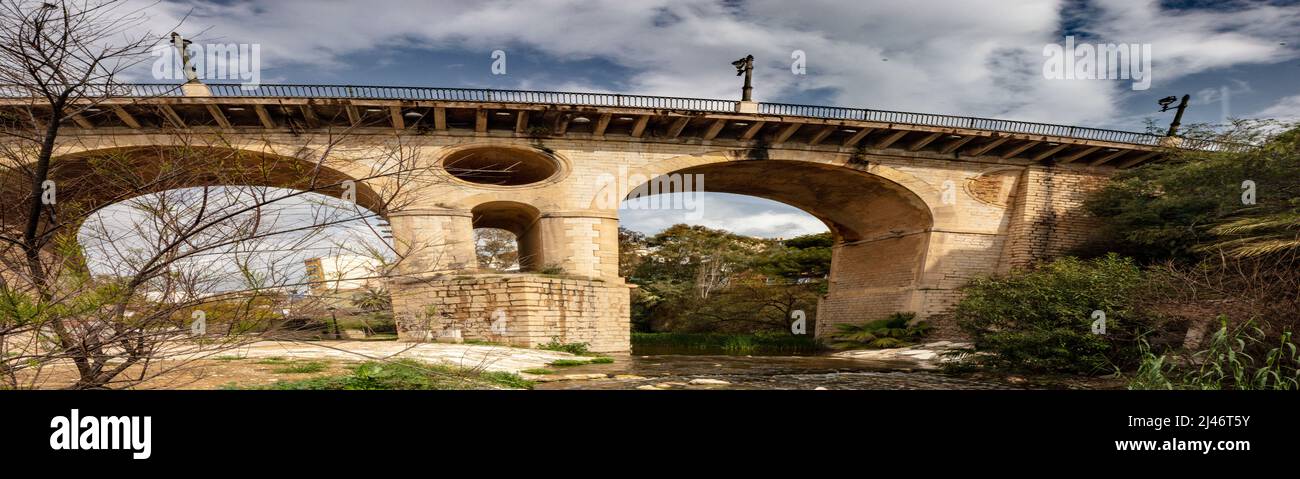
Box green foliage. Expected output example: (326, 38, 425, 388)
(548, 359, 591, 367)
(755, 232, 833, 281)
(520, 368, 555, 375)
(1129, 319, 1300, 390)
(537, 337, 591, 355)
(350, 287, 392, 312)
(627, 224, 828, 334)
(270, 361, 328, 374)
(478, 370, 536, 389)
(545, 356, 614, 367)
(721, 335, 756, 354)
(954, 254, 1155, 374)
(630, 332, 823, 355)
(0, 286, 44, 329)
(242, 359, 533, 390)
(333, 313, 396, 334)
(829, 312, 931, 349)
(1085, 125, 1300, 263)
(782, 232, 834, 249)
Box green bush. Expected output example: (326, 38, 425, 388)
(829, 312, 930, 349)
(537, 337, 591, 355)
(954, 254, 1156, 374)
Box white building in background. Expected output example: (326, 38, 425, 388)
(303, 255, 383, 295)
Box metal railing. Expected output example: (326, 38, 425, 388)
(759, 102, 1165, 147)
(0, 82, 1242, 151)
(201, 84, 741, 112)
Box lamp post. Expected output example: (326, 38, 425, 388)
(1158, 94, 1190, 137)
(169, 32, 199, 84)
(732, 54, 754, 101)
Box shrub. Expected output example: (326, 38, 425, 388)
(829, 312, 930, 349)
(954, 254, 1157, 374)
(537, 337, 590, 355)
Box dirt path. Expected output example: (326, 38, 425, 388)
(11, 340, 590, 390)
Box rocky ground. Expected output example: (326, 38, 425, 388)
(9, 340, 587, 389)
(10, 339, 1123, 390)
(225, 340, 582, 372)
(830, 340, 973, 370)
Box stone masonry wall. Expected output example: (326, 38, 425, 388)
(390, 274, 632, 352)
(997, 166, 1111, 272)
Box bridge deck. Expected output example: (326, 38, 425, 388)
(0, 83, 1237, 168)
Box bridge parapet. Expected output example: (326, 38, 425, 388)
(1, 83, 1241, 169)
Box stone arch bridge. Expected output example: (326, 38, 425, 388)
(0, 83, 1226, 352)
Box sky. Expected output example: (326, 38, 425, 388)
(111, 0, 1300, 239)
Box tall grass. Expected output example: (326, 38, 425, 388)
(631, 332, 822, 355)
(1129, 318, 1300, 390)
(232, 359, 533, 390)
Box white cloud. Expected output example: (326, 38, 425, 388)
(129, 0, 1299, 128)
(620, 193, 828, 239)
(1254, 94, 1300, 123)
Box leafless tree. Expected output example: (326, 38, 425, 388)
(0, 1, 471, 389)
(0, 0, 534, 390)
(0, 0, 165, 294)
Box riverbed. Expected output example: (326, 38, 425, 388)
(533, 354, 1019, 390)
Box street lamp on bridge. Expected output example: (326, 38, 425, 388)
(1158, 94, 1190, 137)
(732, 54, 754, 101)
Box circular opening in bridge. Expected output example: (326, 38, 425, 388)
(443, 147, 560, 187)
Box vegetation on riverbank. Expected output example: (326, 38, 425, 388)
(830, 312, 932, 349)
(548, 357, 615, 367)
(537, 337, 593, 355)
(1130, 320, 1300, 390)
(625, 227, 830, 335)
(950, 123, 1300, 389)
(954, 254, 1154, 374)
(631, 332, 823, 355)
(231, 359, 533, 390)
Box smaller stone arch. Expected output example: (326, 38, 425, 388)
(471, 201, 542, 271)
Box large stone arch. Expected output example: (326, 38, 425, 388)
(2, 145, 388, 222)
(611, 150, 942, 336)
(0, 145, 388, 291)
